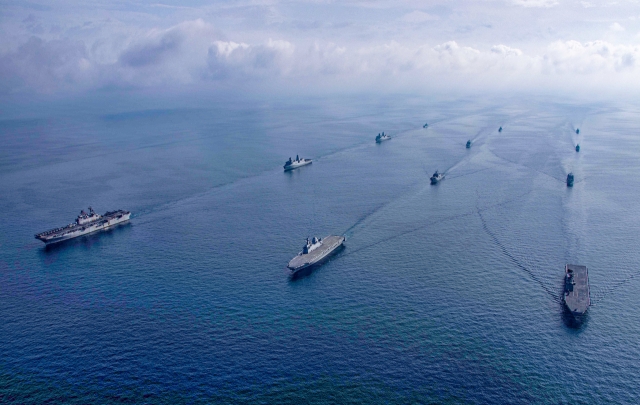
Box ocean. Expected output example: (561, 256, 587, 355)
(1, 95, 640, 403)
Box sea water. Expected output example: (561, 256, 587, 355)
(1, 95, 640, 403)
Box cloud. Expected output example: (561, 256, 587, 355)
(400, 11, 438, 23)
(543, 40, 638, 74)
(0, 36, 95, 93)
(511, 0, 559, 7)
(610, 22, 625, 32)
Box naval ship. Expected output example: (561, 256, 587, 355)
(35, 207, 131, 245)
(576, 128, 580, 134)
(498, 126, 503, 132)
(466, 140, 472, 148)
(575, 144, 580, 152)
(284, 155, 312, 171)
(430, 170, 444, 184)
(563, 264, 590, 319)
(376, 132, 391, 143)
(287, 235, 345, 273)
(567, 173, 574, 187)
(423, 123, 429, 128)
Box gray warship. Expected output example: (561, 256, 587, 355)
(375, 132, 391, 143)
(430, 170, 444, 184)
(563, 264, 590, 318)
(287, 235, 345, 273)
(35, 207, 131, 245)
(284, 155, 312, 171)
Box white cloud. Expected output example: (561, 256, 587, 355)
(400, 11, 438, 23)
(610, 22, 625, 32)
(511, 0, 559, 8)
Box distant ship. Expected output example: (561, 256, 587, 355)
(284, 155, 312, 171)
(35, 207, 131, 245)
(423, 123, 429, 128)
(287, 235, 345, 273)
(567, 173, 574, 187)
(430, 170, 444, 184)
(576, 128, 580, 134)
(575, 144, 580, 152)
(498, 126, 503, 132)
(563, 264, 590, 318)
(376, 132, 391, 143)
(466, 140, 472, 148)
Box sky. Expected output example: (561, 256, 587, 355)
(1, 0, 640, 101)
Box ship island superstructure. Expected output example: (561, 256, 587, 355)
(35, 207, 131, 245)
(284, 155, 312, 171)
(563, 264, 590, 317)
(287, 235, 345, 273)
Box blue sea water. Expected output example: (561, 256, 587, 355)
(1, 95, 640, 403)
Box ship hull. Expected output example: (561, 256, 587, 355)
(37, 213, 131, 245)
(376, 137, 391, 143)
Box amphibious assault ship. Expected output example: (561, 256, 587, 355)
(35, 207, 131, 245)
(563, 264, 590, 318)
(284, 155, 312, 171)
(376, 132, 391, 143)
(287, 235, 345, 273)
(430, 170, 444, 184)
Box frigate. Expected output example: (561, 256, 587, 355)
(287, 235, 345, 273)
(375, 132, 391, 143)
(284, 155, 312, 171)
(567, 173, 574, 187)
(35, 207, 131, 245)
(430, 170, 444, 185)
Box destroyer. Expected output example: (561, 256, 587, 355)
(376, 132, 391, 143)
(35, 207, 131, 245)
(430, 170, 444, 185)
(563, 264, 590, 318)
(284, 155, 312, 171)
(287, 235, 345, 273)
(466, 140, 472, 148)
(567, 173, 574, 187)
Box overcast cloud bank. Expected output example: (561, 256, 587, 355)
(1, 1, 640, 97)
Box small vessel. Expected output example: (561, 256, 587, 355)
(35, 207, 131, 245)
(567, 173, 574, 187)
(423, 123, 429, 128)
(466, 140, 472, 148)
(498, 126, 503, 132)
(576, 128, 580, 134)
(430, 170, 444, 185)
(287, 235, 345, 273)
(375, 132, 391, 143)
(284, 155, 312, 171)
(575, 144, 580, 152)
(563, 264, 590, 318)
